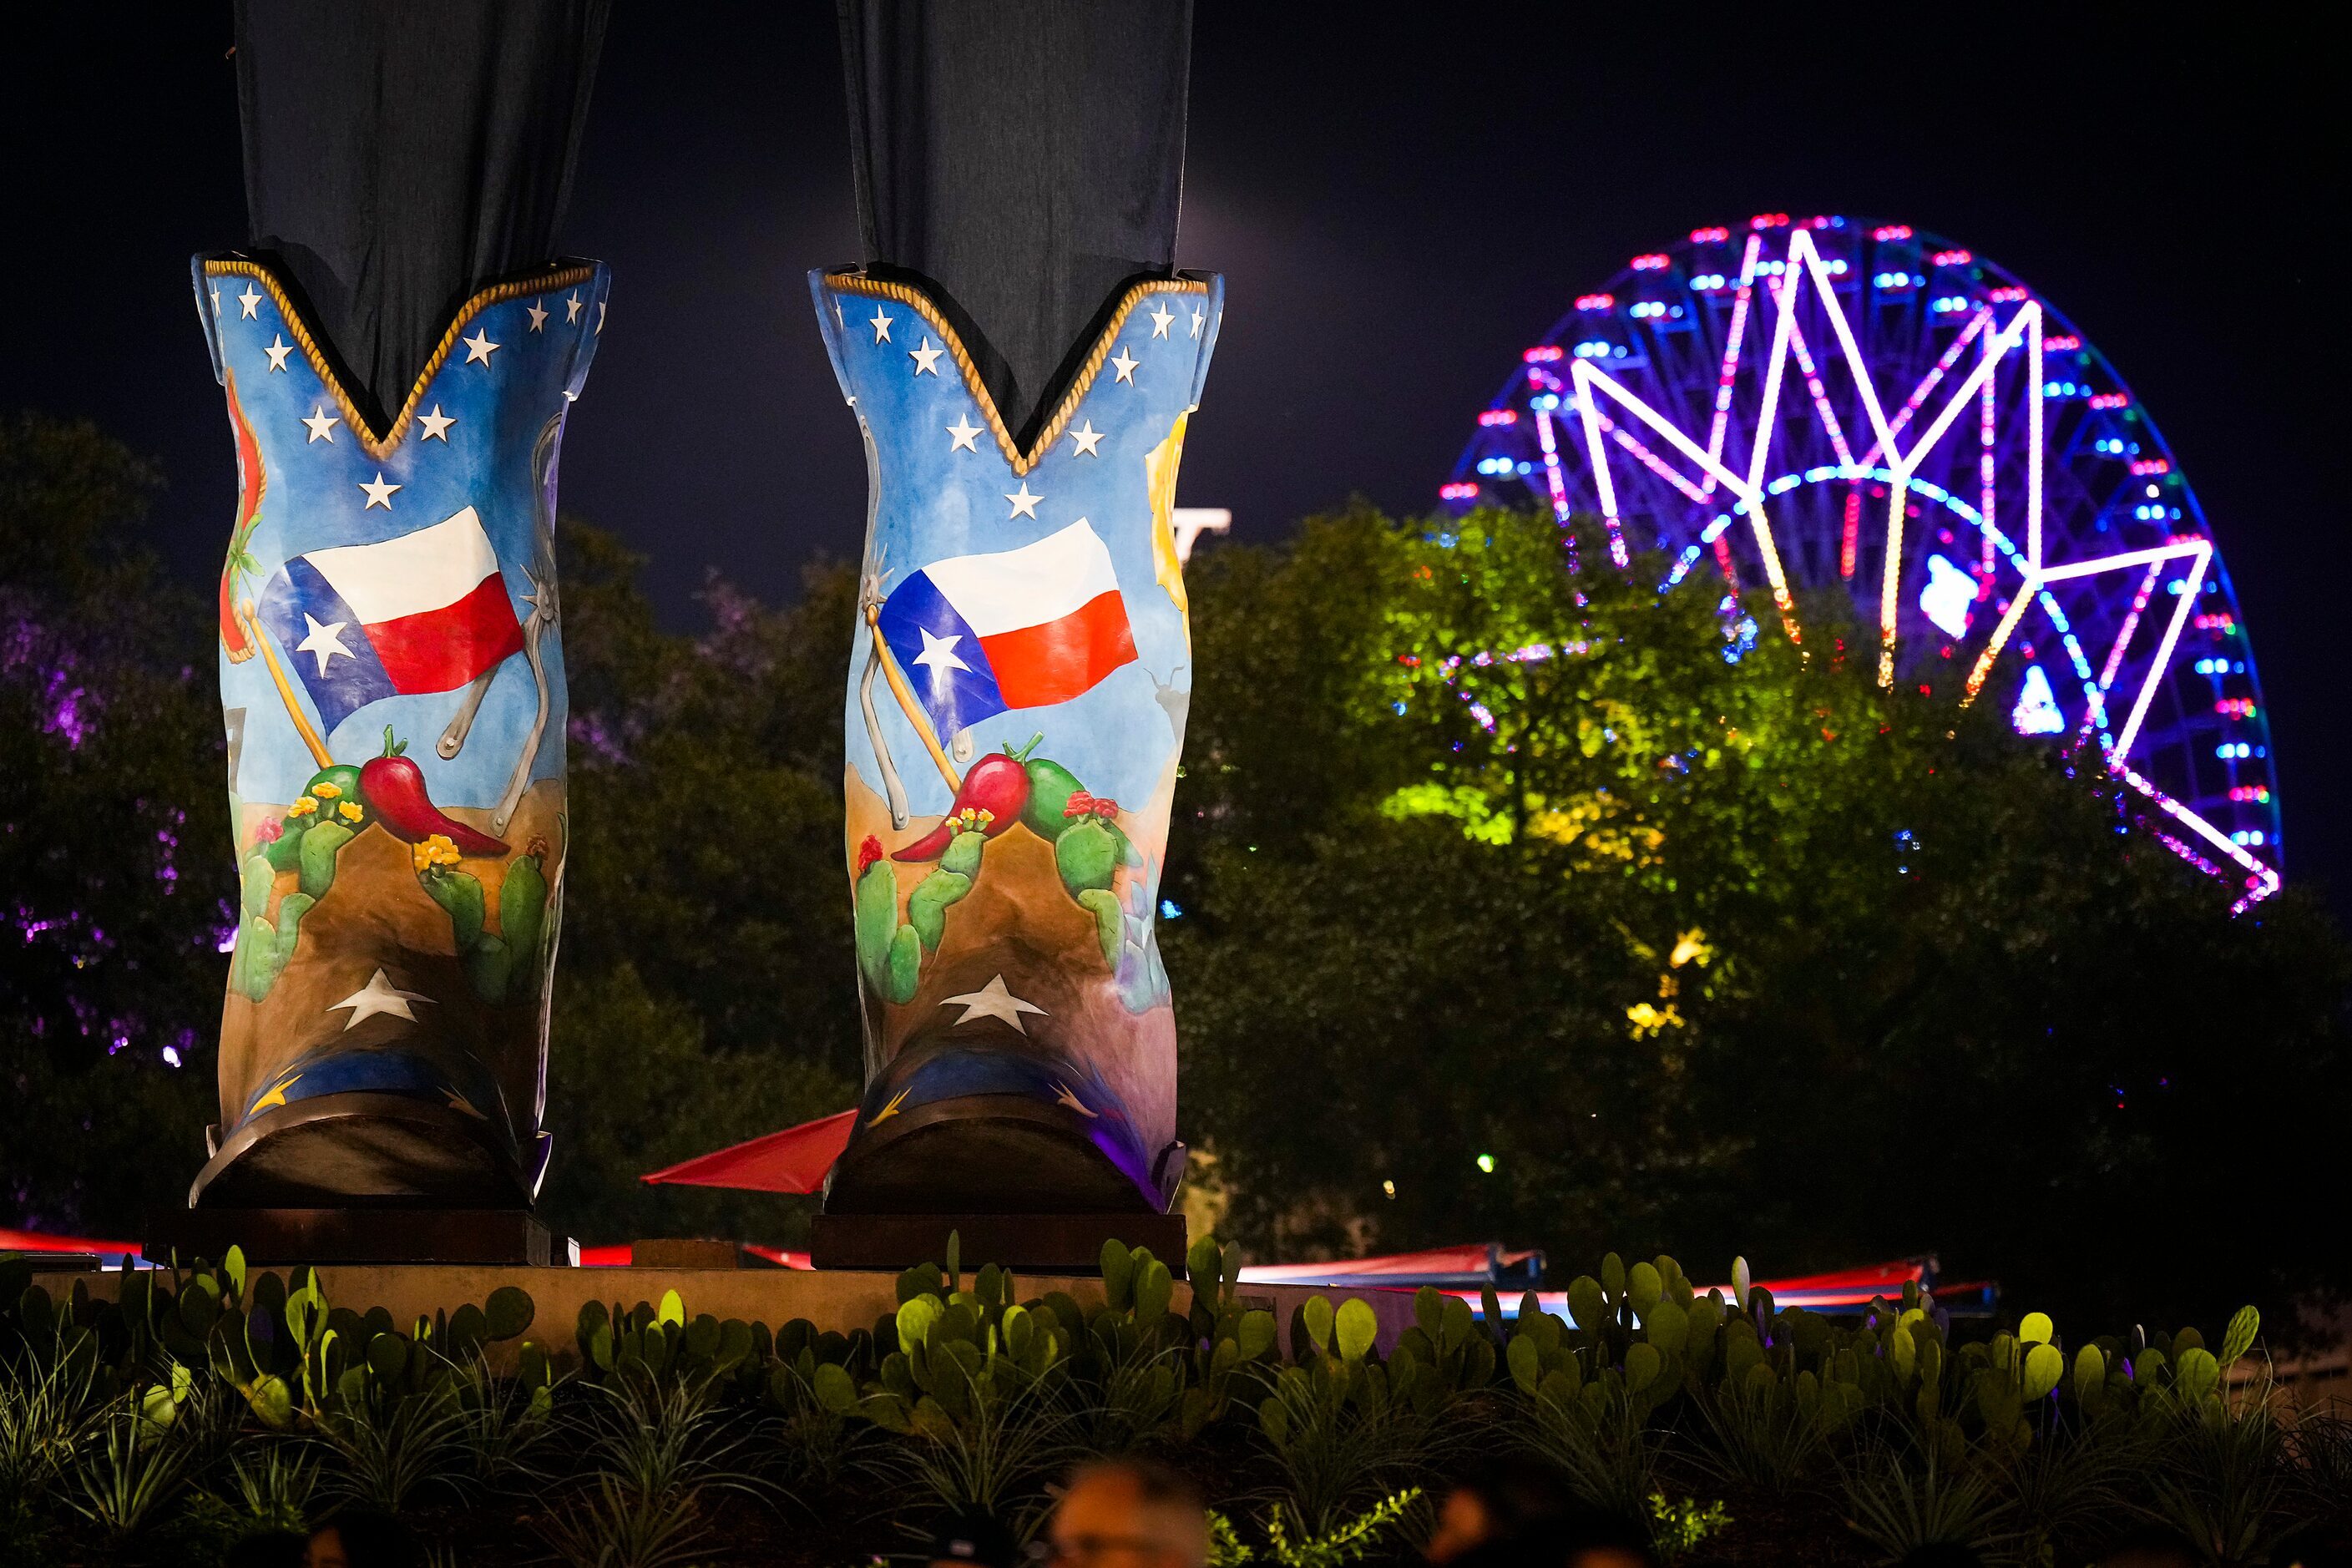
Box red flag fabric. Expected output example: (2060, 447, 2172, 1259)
(638, 1109, 857, 1194)
(1, 1227, 142, 1259)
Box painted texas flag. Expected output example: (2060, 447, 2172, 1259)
(877, 518, 1137, 741)
(256, 507, 524, 733)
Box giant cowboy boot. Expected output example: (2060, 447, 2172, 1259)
(809, 267, 1222, 1260)
(178, 254, 608, 1237)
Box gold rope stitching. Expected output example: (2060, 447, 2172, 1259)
(204, 260, 599, 460)
(823, 272, 1211, 476)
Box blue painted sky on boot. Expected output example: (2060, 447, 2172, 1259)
(201, 266, 608, 812)
(813, 272, 1222, 820)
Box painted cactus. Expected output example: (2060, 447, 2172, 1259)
(191, 255, 606, 1207)
(812, 267, 1222, 1213)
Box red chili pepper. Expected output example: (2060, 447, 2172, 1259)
(357, 727, 508, 857)
(892, 738, 1039, 862)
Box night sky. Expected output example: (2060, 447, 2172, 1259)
(6, 7, 2344, 912)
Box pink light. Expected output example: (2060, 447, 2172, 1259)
(1930, 249, 1973, 266)
(1796, 230, 1897, 454)
(2115, 761, 2277, 903)
(1479, 409, 1518, 426)
(1768, 263, 1857, 467)
(2111, 544, 2208, 762)
(2088, 392, 2130, 410)
(2042, 335, 2081, 351)
(1701, 233, 1765, 493)
(1855, 305, 1992, 468)
(1872, 224, 1913, 241)
(1439, 482, 1477, 501)
(1979, 335, 1997, 578)
(1751, 211, 1790, 230)
(1690, 226, 1730, 244)
(2027, 311, 2043, 565)
(1523, 345, 1564, 363)
(2077, 560, 2165, 750)
(2130, 458, 2170, 476)
(1596, 408, 1712, 505)
(1631, 253, 1671, 271)
(1989, 286, 2027, 303)
(1576, 293, 1616, 311)
(1840, 489, 1860, 579)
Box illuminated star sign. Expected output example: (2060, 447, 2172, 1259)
(1558, 224, 2273, 903)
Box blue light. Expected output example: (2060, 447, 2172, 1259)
(1159, 899, 1183, 920)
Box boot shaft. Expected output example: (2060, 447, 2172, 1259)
(812, 268, 1222, 1212)
(194, 255, 607, 1206)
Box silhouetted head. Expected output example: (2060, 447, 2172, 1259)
(306, 1509, 421, 1568)
(1044, 1454, 1210, 1568)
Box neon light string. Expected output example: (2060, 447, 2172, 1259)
(1531, 404, 1574, 523)
(1574, 360, 1798, 639)
(1967, 538, 2207, 761)
(1877, 474, 1908, 685)
(2026, 313, 2044, 567)
(1537, 402, 1625, 567)
(1701, 233, 1765, 494)
(1840, 488, 1860, 579)
(1795, 228, 1895, 453)
(1855, 306, 1993, 468)
(1594, 408, 1711, 505)
(1874, 308, 2032, 682)
(2077, 560, 2165, 748)
(2115, 761, 2276, 899)
(1783, 309, 1857, 467)
(2107, 544, 2208, 762)
(1744, 255, 1803, 501)
(1978, 337, 1996, 579)
(1570, 375, 1622, 543)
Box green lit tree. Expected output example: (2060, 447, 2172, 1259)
(1166, 506, 2352, 1333)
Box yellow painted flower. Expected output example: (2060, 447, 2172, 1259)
(311, 781, 342, 800)
(286, 797, 318, 818)
(336, 801, 363, 823)
(408, 832, 463, 874)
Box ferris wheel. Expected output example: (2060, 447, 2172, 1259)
(1442, 214, 2281, 908)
